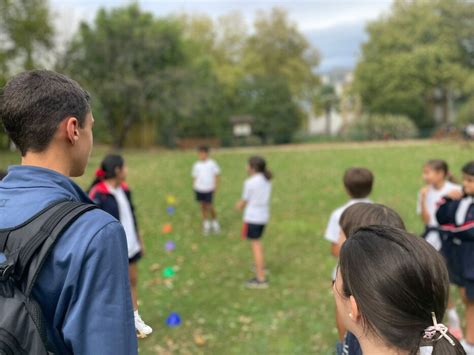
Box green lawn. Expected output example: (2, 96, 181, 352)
(1, 141, 472, 354)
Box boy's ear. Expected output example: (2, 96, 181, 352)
(65, 117, 80, 145)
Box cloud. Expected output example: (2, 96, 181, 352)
(50, 0, 393, 71)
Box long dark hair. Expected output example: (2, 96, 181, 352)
(249, 156, 272, 180)
(425, 159, 455, 183)
(89, 154, 125, 191)
(339, 225, 465, 355)
(339, 203, 406, 238)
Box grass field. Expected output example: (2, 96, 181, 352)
(1, 140, 472, 354)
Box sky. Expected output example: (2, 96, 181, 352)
(51, 0, 393, 73)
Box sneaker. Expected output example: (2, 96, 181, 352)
(203, 221, 211, 236)
(245, 277, 269, 289)
(211, 220, 221, 234)
(135, 312, 153, 338)
(449, 327, 463, 341)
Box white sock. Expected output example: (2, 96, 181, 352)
(447, 308, 461, 329)
(212, 219, 219, 225)
(204, 220, 211, 229)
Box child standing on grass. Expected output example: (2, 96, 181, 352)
(418, 159, 463, 340)
(437, 161, 474, 354)
(418, 159, 462, 251)
(236, 156, 272, 289)
(192, 146, 221, 235)
(336, 202, 406, 355)
(89, 154, 152, 339)
(324, 167, 374, 340)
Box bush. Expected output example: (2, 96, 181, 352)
(344, 114, 419, 141)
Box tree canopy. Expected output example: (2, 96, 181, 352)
(353, 0, 474, 128)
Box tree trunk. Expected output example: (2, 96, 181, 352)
(325, 105, 331, 135)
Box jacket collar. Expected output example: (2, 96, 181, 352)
(3, 165, 92, 203)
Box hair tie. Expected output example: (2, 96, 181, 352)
(423, 312, 455, 346)
(95, 168, 106, 178)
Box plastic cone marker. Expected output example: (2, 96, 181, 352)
(163, 267, 175, 278)
(166, 195, 176, 206)
(162, 223, 173, 234)
(165, 240, 176, 252)
(166, 312, 181, 327)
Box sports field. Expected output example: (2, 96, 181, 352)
(1, 141, 472, 354)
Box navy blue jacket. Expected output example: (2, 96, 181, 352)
(437, 196, 474, 241)
(88, 181, 139, 234)
(0, 166, 138, 354)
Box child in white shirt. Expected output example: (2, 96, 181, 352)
(236, 156, 272, 289)
(324, 167, 374, 340)
(417, 159, 463, 340)
(417, 159, 462, 250)
(192, 146, 221, 235)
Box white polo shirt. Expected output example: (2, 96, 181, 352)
(417, 181, 462, 250)
(242, 173, 272, 224)
(192, 159, 220, 193)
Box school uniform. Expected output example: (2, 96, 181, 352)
(437, 195, 474, 299)
(192, 159, 220, 203)
(89, 181, 142, 263)
(417, 181, 462, 251)
(241, 173, 272, 240)
(325, 198, 372, 280)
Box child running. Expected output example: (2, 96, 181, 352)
(89, 154, 152, 338)
(418, 159, 463, 340)
(236, 156, 272, 289)
(437, 161, 474, 354)
(324, 167, 374, 340)
(336, 202, 406, 355)
(418, 159, 462, 250)
(192, 146, 221, 235)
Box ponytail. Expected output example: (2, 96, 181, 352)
(446, 172, 457, 184)
(87, 168, 106, 193)
(248, 156, 272, 181)
(429, 331, 465, 355)
(418, 313, 465, 355)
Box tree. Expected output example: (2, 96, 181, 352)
(59, 4, 187, 148)
(353, 0, 474, 128)
(243, 8, 319, 101)
(313, 84, 338, 135)
(0, 0, 54, 149)
(0, 0, 54, 71)
(236, 75, 302, 144)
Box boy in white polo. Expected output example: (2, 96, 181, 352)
(192, 146, 221, 235)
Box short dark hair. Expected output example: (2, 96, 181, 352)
(343, 167, 374, 198)
(198, 145, 209, 153)
(340, 203, 405, 238)
(0, 170, 6, 181)
(462, 161, 474, 176)
(339, 225, 464, 354)
(0, 70, 91, 156)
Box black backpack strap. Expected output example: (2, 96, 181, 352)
(1, 200, 96, 296)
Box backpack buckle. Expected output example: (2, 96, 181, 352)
(0, 263, 14, 282)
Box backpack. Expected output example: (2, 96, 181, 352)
(0, 200, 96, 355)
